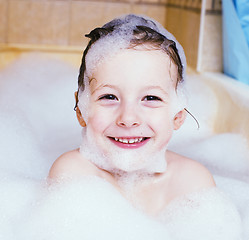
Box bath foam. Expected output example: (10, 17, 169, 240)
(169, 133, 249, 180)
(0, 109, 49, 179)
(0, 55, 249, 239)
(0, 175, 243, 240)
(16, 177, 171, 240)
(83, 14, 187, 86)
(0, 175, 42, 240)
(103, 14, 187, 80)
(159, 187, 242, 240)
(11, 178, 242, 240)
(243, 205, 249, 239)
(0, 53, 81, 169)
(214, 175, 249, 221)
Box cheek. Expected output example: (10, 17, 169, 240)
(88, 106, 113, 133)
(147, 108, 173, 127)
(147, 109, 174, 143)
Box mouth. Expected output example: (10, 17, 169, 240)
(108, 136, 150, 149)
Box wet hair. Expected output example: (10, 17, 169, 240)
(75, 14, 184, 107)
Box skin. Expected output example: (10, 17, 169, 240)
(48, 49, 215, 217)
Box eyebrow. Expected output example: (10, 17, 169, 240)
(143, 86, 169, 96)
(90, 80, 169, 96)
(91, 83, 119, 94)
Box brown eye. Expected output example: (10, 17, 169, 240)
(99, 94, 118, 100)
(143, 95, 162, 101)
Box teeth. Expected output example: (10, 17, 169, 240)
(114, 137, 145, 144)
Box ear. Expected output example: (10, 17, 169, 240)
(74, 91, 86, 127)
(75, 107, 86, 127)
(173, 109, 186, 130)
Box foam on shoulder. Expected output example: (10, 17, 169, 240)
(159, 187, 242, 240)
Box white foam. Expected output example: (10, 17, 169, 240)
(0, 54, 82, 177)
(83, 14, 186, 84)
(159, 188, 242, 240)
(170, 133, 249, 180)
(0, 54, 249, 239)
(243, 205, 249, 239)
(16, 177, 171, 240)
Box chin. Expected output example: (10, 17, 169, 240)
(80, 127, 167, 174)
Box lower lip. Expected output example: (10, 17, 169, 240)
(109, 138, 149, 149)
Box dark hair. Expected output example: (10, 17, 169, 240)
(76, 15, 183, 105)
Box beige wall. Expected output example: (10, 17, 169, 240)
(165, 3, 201, 69)
(165, 0, 223, 72)
(0, 0, 223, 72)
(0, 0, 167, 47)
(199, 0, 222, 72)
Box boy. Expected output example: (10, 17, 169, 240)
(48, 14, 215, 217)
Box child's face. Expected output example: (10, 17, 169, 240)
(80, 49, 184, 172)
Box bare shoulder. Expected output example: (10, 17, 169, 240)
(167, 151, 216, 193)
(48, 149, 97, 181)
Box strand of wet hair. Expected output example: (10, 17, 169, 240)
(184, 108, 200, 130)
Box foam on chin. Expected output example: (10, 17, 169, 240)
(79, 126, 167, 174)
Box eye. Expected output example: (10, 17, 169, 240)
(143, 95, 162, 101)
(98, 94, 118, 101)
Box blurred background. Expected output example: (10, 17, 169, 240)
(0, 0, 222, 73)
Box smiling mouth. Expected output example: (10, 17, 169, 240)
(108, 136, 150, 148)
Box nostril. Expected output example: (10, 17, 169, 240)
(116, 109, 141, 127)
(117, 120, 140, 128)
(117, 120, 127, 127)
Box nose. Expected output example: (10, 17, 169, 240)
(116, 103, 141, 128)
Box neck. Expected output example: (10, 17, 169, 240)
(114, 170, 166, 217)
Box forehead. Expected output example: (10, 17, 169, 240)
(90, 49, 178, 89)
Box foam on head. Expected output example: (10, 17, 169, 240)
(82, 14, 187, 87)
